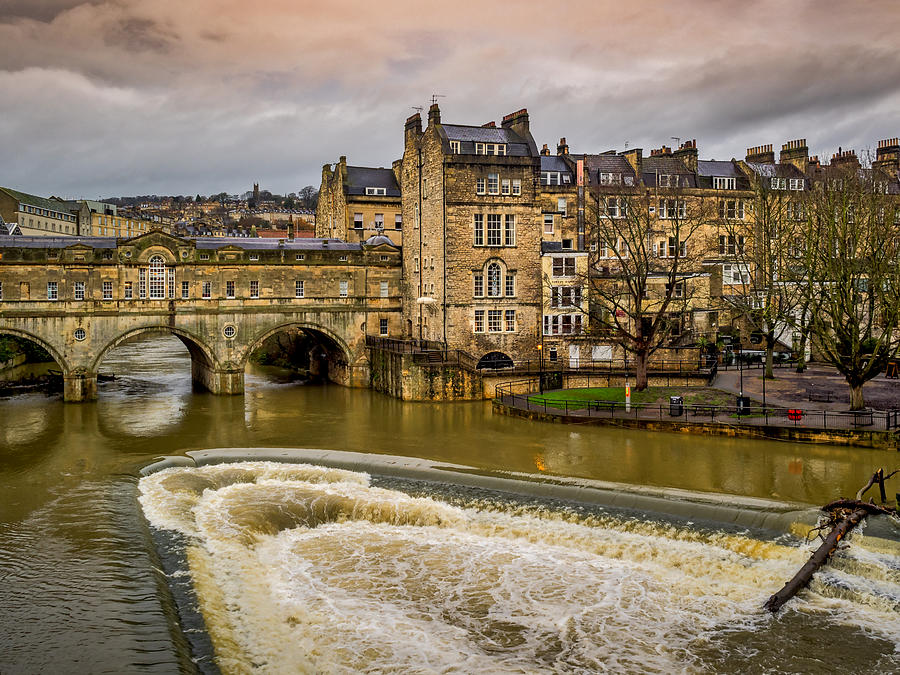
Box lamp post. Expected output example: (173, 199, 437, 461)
(537, 344, 544, 394)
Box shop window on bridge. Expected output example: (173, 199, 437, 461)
(148, 256, 167, 299)
(74, 282, 85, 300)
(103, 281, 113, 300)
(379, 318, 389, 336)
(124, 281, 133, 300)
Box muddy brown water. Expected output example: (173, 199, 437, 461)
(0, 334, 897, 673)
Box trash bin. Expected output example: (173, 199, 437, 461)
(736, 396, 751, 415)
(669, 395, 683, 417)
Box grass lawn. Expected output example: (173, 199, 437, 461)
(528, 386, 735, 410)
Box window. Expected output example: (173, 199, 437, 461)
(557, 198, 567, 216)
(604, 197, 626, 218)
(658, 199, 686, 219)
(414, 204, 420, 229)
(713, 177, 736, 190)
(296, 254, 305, 261)
(542, 172, 561, 186)
(473, 214, 484, 246)
(488, 309, 502, 332)
(103, 281, 113, 300)
(719, 200, 744, 220)
(512, 179, 521, 196)
(422, 179, 428, 199)
(449, 140, 461, 154)
(168, 268, 175, 299)
(149, 255, 166, 299)
(504, 214, 516, 246)
(380, 281, 389, 297)
(474, 309, 484, 332)
(476, 178, 486, 195)
(339, 280, 348, 297)
(505, 310, 516, 332)
(487, 214, 502, 246)
(665, 281, 685, 298)
(550, 286, 582, 308)
(74, 281, 85, 300)
(124, 281, 133, 300)
(295, 280, 305, 298)
(250, 280, 259, 298)
(501, 179, 510, 195)
(718, 235, 745, 255)
(544, 214, 554, 234)
(488, 173, 499, 195)
(0, 281, 3, 301)
(74, 328, 86, 341)
(226, 281, 235, 298)
(395, 214, 402, 229)
(181, 281, 189, 299)
(47, 281, 58, 300)
(414, 256, 420, 273)
(658, 174, 678, 188)
(552, 257, 576, 277)
(339, 255, 348, 261)
(365, 187, 386, 196)
(379, 318, 389, 336)
(487, 263, 501, 297)
(723, 263, 750, 285)
(354, 213, 363, 229)
(562, 238, 573, 250)
(599, 172, 621, 186)
(505, 272, 515, 297)
(543, 314, 582, 335)
(374, 213, 384, 230)
(199, 253, 210, 261)
(475, 143, 506, 155)
(473, 272, 484, 297)
(789, 178, 804, 190)
(139, 268, 147, 298)
(658, 237, 686, 258)
(771, 177, 786, 190)
(202, 282, 211, 299)
(249, 254, 259, 261)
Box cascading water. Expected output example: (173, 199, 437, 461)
(139, 461, 900, 674)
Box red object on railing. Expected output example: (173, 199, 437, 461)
(787, 409, 803, 421)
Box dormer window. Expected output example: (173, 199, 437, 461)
(475, 143, 507, 156)
(713, 177, 736, 190)
(789, 178, 804, 191)
(365, 187, 387, 196)
(658, 174, 678, 188)
(771, 177, 787, 190)
(449, 140, 461, 154)
(541, 172, 562, 186)
(599, 172, 621, 186)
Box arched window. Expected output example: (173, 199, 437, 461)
(148, 255, 166, 299)
(477, 351, 514, 370)
(487, 262, 501, 297)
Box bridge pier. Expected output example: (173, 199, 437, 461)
(191, 359, 244, 396)
(63, 370, 98, 402)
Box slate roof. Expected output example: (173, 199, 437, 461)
(697, 160, 741, 177)
(642, 156, 697, 188)
(540, 156, 572, 173)
(0, 187, 75, 217)
(577, 153, 637, 185)
(441, 124, 533, 156)
(345, 167, 401, 197)
(0, 235, 116, 248)
(0, 235, 363, 251)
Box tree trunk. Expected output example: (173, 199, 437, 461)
(764, 341, 774, 380)
(634, 351, 649, 391)
(849, 382, 865, 410)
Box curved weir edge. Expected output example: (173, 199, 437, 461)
(139, 448, 899, 546)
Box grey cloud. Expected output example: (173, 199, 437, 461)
(103, 17, 173, 53)
(0, 0, 97, 23)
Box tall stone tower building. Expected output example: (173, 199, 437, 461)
(401, 104, 542, 366)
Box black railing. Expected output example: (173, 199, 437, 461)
(494, 379, 899, 432)
(365, 336, 446, 353)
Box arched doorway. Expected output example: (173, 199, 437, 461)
(477, 351, 514, 370)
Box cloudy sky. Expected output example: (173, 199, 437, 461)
(1, 0, 898, 199)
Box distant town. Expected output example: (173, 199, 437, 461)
(0, 182, 319, 239)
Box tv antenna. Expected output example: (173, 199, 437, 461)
(671, 136, 681, 147)
(412, 106, 424, 114)
(431, 94, 446, 105)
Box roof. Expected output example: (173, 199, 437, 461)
(0, 187, 75, 216)
(345, 167, 401, 197)
(697, 160, 741, 177)
(540, 156, 572, 173)
(0, 235, 117, 248)
(441, 124, 533, 157)
(578, 153, 637, 185)
(0, 235, 362, 251)
(364, 234, 397, 247)
(642, 156, 697, 188)
(744, 162, 807, 179)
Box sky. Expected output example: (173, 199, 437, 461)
(1, 0, 899, 199)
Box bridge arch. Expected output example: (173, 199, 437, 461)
(241, 321, 358, 384)
(0, 326, 70, 372)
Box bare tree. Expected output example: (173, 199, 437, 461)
(715, 174, 805, 378)
(790, 163, 900, 409)
(582, 187, 714, 390)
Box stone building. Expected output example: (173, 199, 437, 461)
(315, 156, 403, 246)
(0, 187, 79, 236)
(400, 105, 543, 367)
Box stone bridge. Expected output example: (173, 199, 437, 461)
(0, 231, 402, 400)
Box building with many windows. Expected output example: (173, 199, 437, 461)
(0, 187, 79, 236)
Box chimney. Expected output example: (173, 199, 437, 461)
(540, 143, 551, 156)
(745, 143, 775, 164)
(874, 137, 900, 174)
(404, 112, 422, 144)
(557, 137, 569, 155)
(830, 147, 859, 169)
(673, 139, 698, 172)
(287, 215, 294, 241)
(780, 139, 809, 173)
(808, 155, 820, 169)
(622, 148, 643, 181)
(501, 108, 529, 132)
(481, 121, 496, 128)
(650, 145, 672, 156)
(428, 103, 441, 126)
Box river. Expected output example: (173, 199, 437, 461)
(0, 334, 897, 673)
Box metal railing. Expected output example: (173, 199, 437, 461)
(495, 378, 900, 432)
(365, 336, 446, 353)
